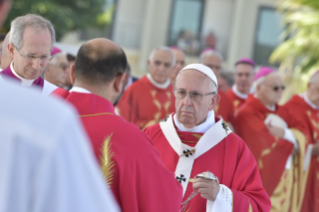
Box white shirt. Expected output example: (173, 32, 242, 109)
(0, 80, 119, 212)
(232, 84, 252, 99)
(10, 62, 57, 95)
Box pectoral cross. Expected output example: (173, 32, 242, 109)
(176, 174, 186, 183)
(222, 121, 229, 134)
(180, 149, 195, 157)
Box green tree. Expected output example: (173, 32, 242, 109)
(269, 0, 319, 100)
(1, 0, 111, 40)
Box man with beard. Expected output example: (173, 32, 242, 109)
(52, 38, 183, 212)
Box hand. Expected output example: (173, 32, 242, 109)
(193, 177, 220, 201)
(266, 123, 285, 138)
(312, 141, 319, 156)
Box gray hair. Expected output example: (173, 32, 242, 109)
(199, 49, 223, 63)
(49, 52, 66, 65)
(148, 46, 176, 67)
(9, 14, 56, 52)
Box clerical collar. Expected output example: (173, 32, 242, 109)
(254, 94, 276, 111)
(232, 84, 251, 99)
(146, 74, 171, 89)
(10, 62, 35, 86)
(173, 111, 216, 133)
(301, 93, 319, 110)
(69, 86, 92, 94)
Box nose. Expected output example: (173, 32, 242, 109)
(31, 58, 41, 70)
(181, 93, 192, 106)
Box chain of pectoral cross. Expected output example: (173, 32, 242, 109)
(180, 189, 199, 212)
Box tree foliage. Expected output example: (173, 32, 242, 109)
(1, 0, 110, 40)
(270, 0, 319, 74)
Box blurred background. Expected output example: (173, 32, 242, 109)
(1, 0, 318, 102)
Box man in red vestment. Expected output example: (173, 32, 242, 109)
(145, 63, 271, 212)
(200, 49, 235, 128)
(53, 38, 183, 212)
(170, 46, 185, 85)
(282, 71, 319, 212)
(226, 58, 255, 115)
(117, 46, 176, 129)
(0, 14, 57, 95)
(236, 67, 309, 211)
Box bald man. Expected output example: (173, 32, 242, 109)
(200, 49, 235, 128)
(170, 47, 185, 85)
(52, 38, 182, 212)
(236, 67, 309, 211)
(282, 71, 319, 212)
(0, 32, 12, 70)
(117, 46, 176, 129)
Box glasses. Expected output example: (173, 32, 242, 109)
(272, 86, 285, 91)
(173, 88, 216, 102)
(15, 46, 53, 63)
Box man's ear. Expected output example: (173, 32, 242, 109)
(208, 93, 220, 111)
(8, 43, 15, 58)
(114, 72, 126, 93)
(70, 64, 76, 85)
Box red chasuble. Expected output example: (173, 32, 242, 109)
(117, 75, 175, 129)
(52, 87, 69, 99)
(283, 94, 319, 212)
(56, 90, 183, 212)
(236, 95, 309, 211)
(144, 115, 271, 212)
(226, 88, 246, 115)
(214, 89, 235, 126)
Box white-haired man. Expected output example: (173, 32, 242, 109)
(200, 49, 234, 128)
(44, 47, 70, 88)
(145, 63, 271, 212)
(0, 14, 57, 95)
(282, 71, 319, 212)
(117, 46, 176, 129)
(236, 67, 309, 211)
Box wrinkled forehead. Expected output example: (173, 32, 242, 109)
(264, 72, 282, 85)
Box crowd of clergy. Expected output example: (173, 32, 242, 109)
(0, 7, 319, 212)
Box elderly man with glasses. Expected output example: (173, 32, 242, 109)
(0, 14, 57, 95)
(145, 64, 271, 212)
(236, 67, 309, 211)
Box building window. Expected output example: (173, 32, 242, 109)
(168, 0, 205, 55)
(253, 7, 283, 66)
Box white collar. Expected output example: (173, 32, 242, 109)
(301, 93, 319, 110)
(173, 111, 215, 133)
(232, 84, 249, 99)
(69, 86, 92, 94)
(146, 74, 171, 89)
(11, 62, 35, 86)
(254, 94, 276, 111)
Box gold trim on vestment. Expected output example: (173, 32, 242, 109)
(79, 112, 113, 118)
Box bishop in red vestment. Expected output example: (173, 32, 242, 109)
(145, 64, 271, 212)
(117, 47, 176, 129)
(282, 71, 319, 212)
(226, 58, 255, 115)
(200, 49, 235, 127)
(54, 39, 183, 212)
(236, 67, 309, 211)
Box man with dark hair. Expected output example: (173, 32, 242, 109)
(52, 38, 183, 212)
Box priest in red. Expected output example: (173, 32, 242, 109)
(116, 46, 175, 129)
(145, 64, 271, 212)
(53, 38, 183, 212)
(226, 58, 255, 114)
(200, 49, 235, 128)
(0, 14, 57, 95)
(236, 67, 309, 211)
(282, 71, 319, 212)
